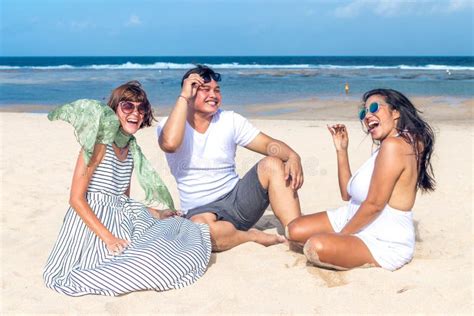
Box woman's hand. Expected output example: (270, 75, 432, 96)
(180, 73, 204, 101)
(148, 207, 182, 219)
(327, 124, 349, 152)
(105, 236, 130, 256)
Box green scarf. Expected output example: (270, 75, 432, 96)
(48, 99, 175, 210)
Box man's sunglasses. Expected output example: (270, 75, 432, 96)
(119, 101, 146, 115)
(358, 102, 380, 120)
(201, 72, 221, 83)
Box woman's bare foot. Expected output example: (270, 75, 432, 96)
(248, 228, 286, 247)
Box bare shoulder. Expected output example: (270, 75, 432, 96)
(379, 136, 414, 156)
(373, 137, 414, 176)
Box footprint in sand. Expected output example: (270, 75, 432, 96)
(305, 264, 348, 288)
(396, 285, 416, 294)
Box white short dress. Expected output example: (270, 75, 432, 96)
(327, 150, 415, 271)
(43, 145, 212, 296)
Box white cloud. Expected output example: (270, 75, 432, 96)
(332, 0, 405, 18)
(426, 0, 473, 13)
(443, 0, 473, 12)
(125, 14, 142, 27)
(372, 0, 409, 16)
(333, 0, 366, 18)
(334, 0, 473, 18)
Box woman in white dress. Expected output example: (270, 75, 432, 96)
(43, 81, 211, 296)
(287, 88, 435, 271)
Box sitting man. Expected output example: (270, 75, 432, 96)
(157, 65, 303, 251)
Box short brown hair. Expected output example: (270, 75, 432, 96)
(107, 80, 155, 128)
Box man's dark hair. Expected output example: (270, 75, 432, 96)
(181, 64, 220, 87)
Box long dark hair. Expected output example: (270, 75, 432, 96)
(362, 88, 435, 192)
(107, 80, 155, 128)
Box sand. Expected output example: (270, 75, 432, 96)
(1, 98, 473, 315)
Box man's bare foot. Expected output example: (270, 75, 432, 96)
(248, 228, 286, 247)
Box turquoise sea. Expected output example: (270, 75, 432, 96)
(0, 56, 472, 111)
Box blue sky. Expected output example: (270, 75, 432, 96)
(1, 0, 473, 56)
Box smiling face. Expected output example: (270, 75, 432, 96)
(362, 94, 400, 141)
(116, 101, 145, 135)
(191, 79, 222, 116)
(107, 81, 155, 132)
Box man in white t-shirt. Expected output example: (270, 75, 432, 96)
(157, 65, 303, 251)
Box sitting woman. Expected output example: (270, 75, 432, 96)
(287, 88, 435, 271)
(43, 81, 211, 296)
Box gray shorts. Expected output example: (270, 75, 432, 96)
(185, 163, 269, 231)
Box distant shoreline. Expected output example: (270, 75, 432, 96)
(2, 95, 472, 124)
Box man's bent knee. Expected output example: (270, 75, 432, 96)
(257, 157, 286, 186)
(258, 156, 285, 175)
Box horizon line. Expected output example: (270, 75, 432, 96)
(1, 55, 473, 58)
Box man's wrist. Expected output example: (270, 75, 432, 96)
(288, 152, 300, 161)
(178, 95, 189, 104)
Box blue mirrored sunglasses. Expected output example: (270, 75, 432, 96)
(358, 102, 380, 120)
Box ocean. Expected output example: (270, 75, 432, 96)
(0, 56, 472, 111)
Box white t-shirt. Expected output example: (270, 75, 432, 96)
(157, 109, 260, 213)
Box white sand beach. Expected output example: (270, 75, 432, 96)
(1, 98, 473, 314)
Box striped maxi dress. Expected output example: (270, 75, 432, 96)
(43, 145, 212, 296)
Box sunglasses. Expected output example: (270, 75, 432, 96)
(201, 72, 221, 83)
(358, 102, 380, 120)
(119, 101, 146, 115)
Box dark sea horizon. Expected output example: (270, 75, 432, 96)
(1, 56, 472, 112)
